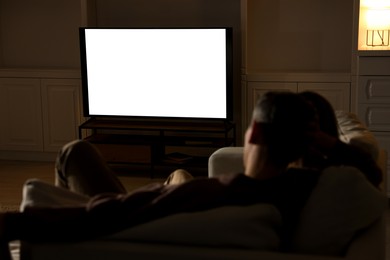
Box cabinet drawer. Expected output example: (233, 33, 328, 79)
(359, 57, 390, 76)
(358, 77, 390, 103)
(358, 104, 390, 131)
(0, 78, 43, 151)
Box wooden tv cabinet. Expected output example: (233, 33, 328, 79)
(78, 118, 236, 177)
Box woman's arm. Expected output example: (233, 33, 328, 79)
(308, 130, 383, 188)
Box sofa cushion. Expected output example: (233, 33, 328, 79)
(290, 166, 387, 256)
(106, 203, 282, 250)
(208, 147, 244, 177)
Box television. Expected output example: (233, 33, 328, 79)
(79, 27, 233, 121)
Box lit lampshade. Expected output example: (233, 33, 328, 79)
(361, 0, 390, 9)
(366, 8, 390, 30)
(359, 0, 390, 48)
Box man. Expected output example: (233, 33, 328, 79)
(0, 91, 379, 258)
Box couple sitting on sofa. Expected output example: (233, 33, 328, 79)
(0, 91, 385, 259)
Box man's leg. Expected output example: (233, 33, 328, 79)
(55, 140, 127, 196)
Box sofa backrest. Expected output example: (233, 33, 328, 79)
(336, 110, 379, 160)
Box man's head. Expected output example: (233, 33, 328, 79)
(243, 92, 318, 175)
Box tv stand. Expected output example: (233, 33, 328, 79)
(78, 118, 236, 177)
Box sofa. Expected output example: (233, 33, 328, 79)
(16, 111, 387, 260)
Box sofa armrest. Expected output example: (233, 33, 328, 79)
(208, 147, 244, 177)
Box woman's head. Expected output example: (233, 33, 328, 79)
(298, 91, 339, 168)
(299, 91, 339, 138)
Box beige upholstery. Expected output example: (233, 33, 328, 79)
(208, 147, 244, 177)
(336, 110, 380, 160)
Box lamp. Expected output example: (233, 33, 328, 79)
(365, 8, 390, 46)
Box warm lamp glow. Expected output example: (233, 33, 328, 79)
(365, 8, 390, 30)
(359, 0, 390, 48)
(361, 0, 390, 9)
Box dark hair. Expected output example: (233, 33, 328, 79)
(253, 92, 317, 165)
(299, 91, 339, 138)
(299, 91, 339, 168)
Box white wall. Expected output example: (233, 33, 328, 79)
(244, 0, 354, 73)
(0, 0, 81, 68)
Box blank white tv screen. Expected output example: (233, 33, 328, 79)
(80, 28, 232, 120)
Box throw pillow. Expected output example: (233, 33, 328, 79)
(290, 166, 387, 256)
(336, 110, 379, 159)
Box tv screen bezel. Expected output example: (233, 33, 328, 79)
(79, 27, 234, 122)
